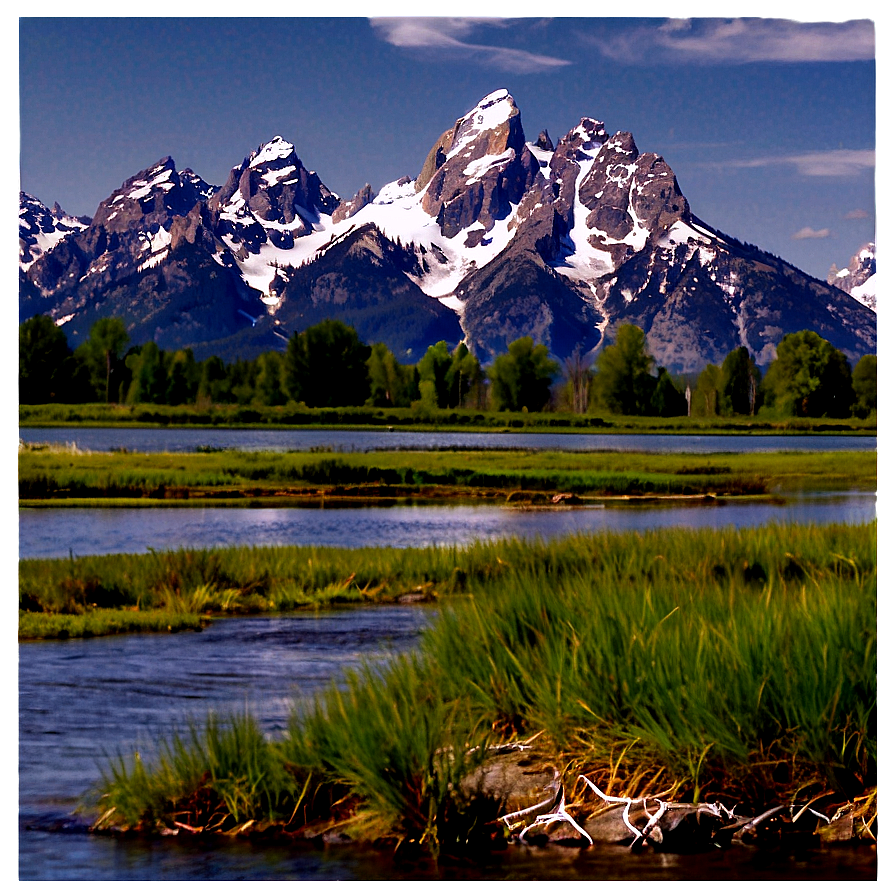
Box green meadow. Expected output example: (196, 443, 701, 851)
(19, 443, 875, 505)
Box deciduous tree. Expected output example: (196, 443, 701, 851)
(489, 336, 560, 412)
(591, 323, 655, 415)
(763, 330, 854, 418)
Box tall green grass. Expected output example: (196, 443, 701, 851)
(19, 400, 876, 433)
(19, 444, 876, 501)
(93, 522, 876, 849)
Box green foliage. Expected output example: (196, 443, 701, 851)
(446, 342, 483, 409)
(691, 363, 721, 417)
(74, 317, 130, 403)
(197, 355, 231, 403)
(763, 330, 855, 418)
(19, 314, 76, 404)
(91, 523, 876, 845)
(125, 342, 168, 404)
(254, 351, 287, 406)
(852, 355, 876, 418)
(591, 323, 657, 415)
(416, 340, 453, 408)
(166, 348, 199, 405)
(650, 367, 688, 417)
(719, 346, 762, 416)
(488, 336, 560, 412)
(284, 319, 371, 407)
(367, 342, 418, 407)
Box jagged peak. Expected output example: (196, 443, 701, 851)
(249, 136, 297, 169)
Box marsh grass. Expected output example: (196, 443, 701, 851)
(18, 609, 207, 639)
(19, 401, 876, 434)
(97, 712, 300, 832)
(93, 522, 875, 848)
(18, 445, 876, 502)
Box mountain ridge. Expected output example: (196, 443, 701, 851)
(20, 89, 876, 371)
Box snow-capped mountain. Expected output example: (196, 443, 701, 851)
(828, 243, 876, 312)
(19, 193, 89, 269)
(20, 89, 876, 370)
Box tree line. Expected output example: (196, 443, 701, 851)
(19, 314, 876, 419)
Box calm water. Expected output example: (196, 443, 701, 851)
(18, 425, 877, 455)
(19, 493, 876, 560)
(19, 607, 876, 881)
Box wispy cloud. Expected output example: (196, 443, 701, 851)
(368, 18, 572, 73)
(845, 208, 870, 219)
(792, 226, 832, 240)
(725, 149, 874, 177)
(587, 18, 874, 64)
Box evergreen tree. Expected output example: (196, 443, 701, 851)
(650, 367, 687, 417)
(284, 319, 371, 407)
(125, 342, 168, 404)
(198, 356, 231, 403)
(367, 343, 416, 407)
(19, 314, 74, 404)
(446, 342, 483, 409)
(719, 346, 761, 415)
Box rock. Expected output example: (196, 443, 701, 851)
(418, 90, 541, 239)
(333, 183, 374, 224)
(460, 750, 559, 817)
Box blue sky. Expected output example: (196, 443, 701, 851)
(18, 11, 877, 282)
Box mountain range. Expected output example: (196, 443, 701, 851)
(19, 89, 876, 373)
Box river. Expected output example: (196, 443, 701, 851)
(18, 426, 877, 455)
(19, 603, 877, 881)
(18, 429, 877, 879)
(19, 492, 877, 560)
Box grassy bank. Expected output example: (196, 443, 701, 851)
(90, 522, 876, 851)
(19, 443, 876, 505)
(20, 401, 876, 434)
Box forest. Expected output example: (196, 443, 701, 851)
(19, 314, 877, 420)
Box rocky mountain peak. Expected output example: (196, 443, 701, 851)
(90, 157, 207, 233)
(828, 242, 876, 311)
(208, 136, 340, 257)
(333, 183, 374, 224)
(19, 192, 89, 268)
(416, 90, 541, 239)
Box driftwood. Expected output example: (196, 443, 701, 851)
(496, 771, 875, 852)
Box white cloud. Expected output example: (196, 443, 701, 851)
(845, 208, 870, 219)
(792, 226, 831, 240)
(589, 18, 874, 64)
(368, 17, 571, 73)
(726, 149, 874, 177)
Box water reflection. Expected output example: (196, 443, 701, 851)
(19, 494, 876, 560)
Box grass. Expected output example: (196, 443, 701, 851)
(19, 400, 876, 434)
(19, 443, 876, 504)
(18, 608, 208, 640)
(91, 521, 876, 851)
